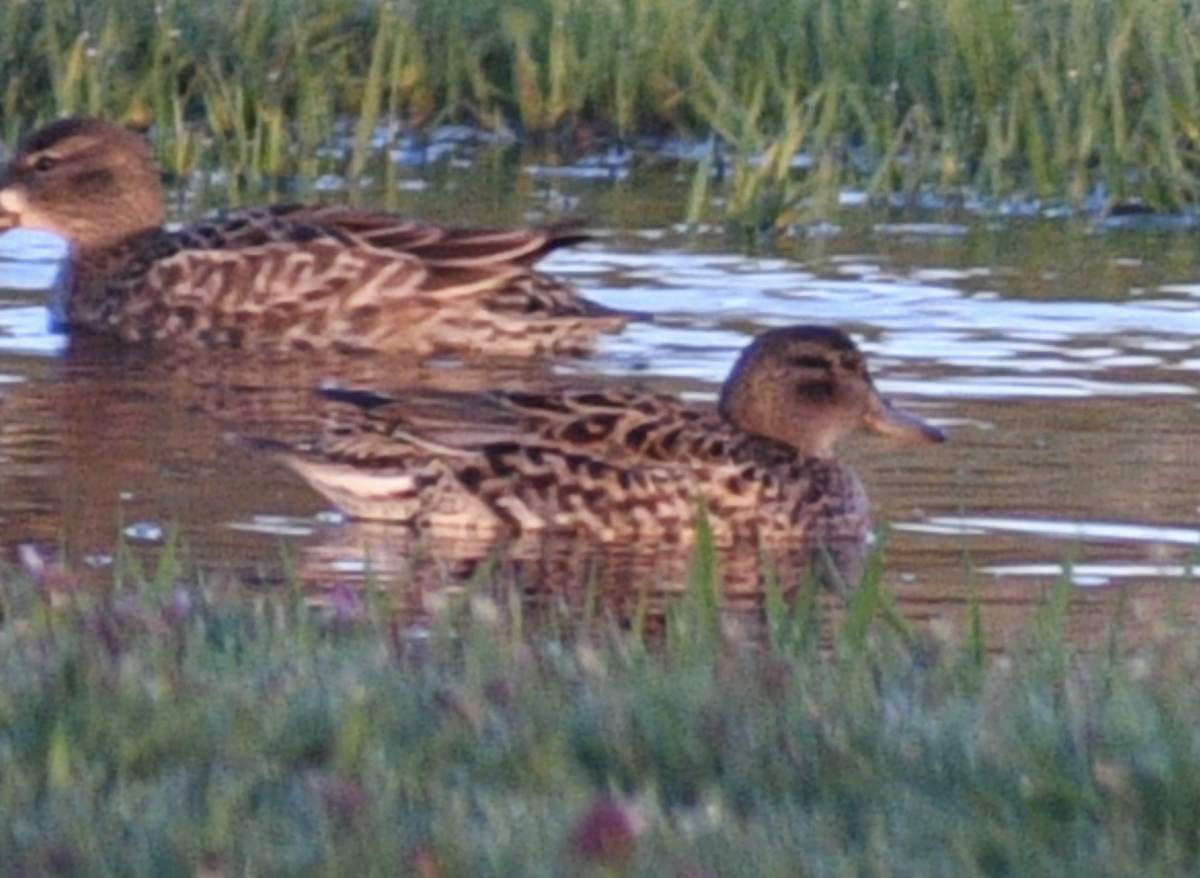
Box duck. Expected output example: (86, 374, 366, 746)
(0, 117, 632, 356)
(260, 325, 946, 582)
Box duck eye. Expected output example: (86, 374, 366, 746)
(797, 379, 834, 402)
(32, 155, 57, 173)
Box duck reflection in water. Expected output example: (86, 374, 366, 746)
(256, 324, 946, 591)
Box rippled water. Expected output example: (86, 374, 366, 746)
(3, 155, 1200, 648)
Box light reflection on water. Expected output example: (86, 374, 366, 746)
(906, 516, 1200, 545)
(978, 564, 1200, 588)
(2, 171, 1200, 646)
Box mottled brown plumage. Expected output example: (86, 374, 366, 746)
(264, 325, 946, 582)
(0, 117, 630, 355)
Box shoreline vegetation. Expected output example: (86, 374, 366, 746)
(3, 545, 1200, 876)
(4, 0, 1200, 227)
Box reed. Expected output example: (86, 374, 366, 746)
(3, 0, 1200, 224)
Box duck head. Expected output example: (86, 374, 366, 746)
(718, 324, 945, 458)
(0, 117, 165, 253)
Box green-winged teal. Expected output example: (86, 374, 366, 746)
(263, 325, 945, 579)
(0, 117, 631, 355)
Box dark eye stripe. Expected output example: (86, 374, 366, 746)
(788, 355, 829, 369)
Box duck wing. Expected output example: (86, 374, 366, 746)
(251, 204, 591, 268)
(248, 206, 618, 318)
(91, 211, 622, 354)
(312, 385, 768, 466)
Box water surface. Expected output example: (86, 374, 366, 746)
(2, 153, 1199, 648)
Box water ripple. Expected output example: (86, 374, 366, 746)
(2, 208, 1200, 620)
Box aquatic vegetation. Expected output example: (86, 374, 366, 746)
(3, 540, 1200, 875)
(2, 0, 1200, 229)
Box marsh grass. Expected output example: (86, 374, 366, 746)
(4, 0, 1200, 229)
(4, 535, 1200, 876)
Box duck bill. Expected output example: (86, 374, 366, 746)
(863, 395, 946, 444)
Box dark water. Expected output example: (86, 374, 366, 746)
(3, 150, 1200, 649)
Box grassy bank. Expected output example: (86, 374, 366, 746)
(3, 545, 1200, 877)
(3, 0, 1200, 223)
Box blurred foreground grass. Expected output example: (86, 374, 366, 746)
(2, 541, 1200, 877)
(4, 0, 1200, 228)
